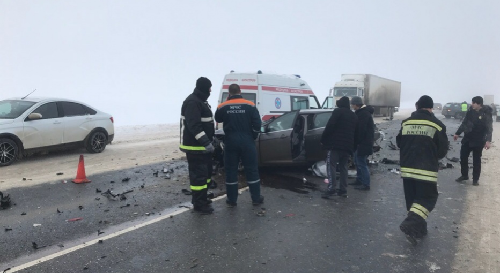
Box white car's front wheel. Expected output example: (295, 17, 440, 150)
(0, 138, 19, 166)
(85, 131, 108, 153)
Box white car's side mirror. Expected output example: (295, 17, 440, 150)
(27, 113, 42, 120)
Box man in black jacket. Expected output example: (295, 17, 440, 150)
(180, 77, 216, 214)
(321, 96, 358, 198)
(215, 84, 263, 207)
(454, 96, 493, 186)
(396, 95, 448, 245)
(349, 96, 374, 191)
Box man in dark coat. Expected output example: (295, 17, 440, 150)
(180, 77, 216, 214)
(320, 96, 358, 198)
(349, 96, 374, 191)
(454, 96, 493, 186)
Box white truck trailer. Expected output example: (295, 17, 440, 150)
(484, 95, 494, 106)
(322, 74, 401, 119)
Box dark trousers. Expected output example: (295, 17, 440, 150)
(224, 134, 260, 203)
(354, 151, 370, 187)
(460, 142, 483, 180)
(403, 179, 438, 220)
(326, 149, 350, 192)
(186, 153, 212, 207)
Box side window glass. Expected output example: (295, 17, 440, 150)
(84, 106, 97, 115)
(32, 102, 58, 119)
(268, 112, 296, 132)
(62, 102, 87, 117)
(291, 96, 309, 111)
(312, 112, 331, 129)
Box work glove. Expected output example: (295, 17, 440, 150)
(204, 143, 215, 153)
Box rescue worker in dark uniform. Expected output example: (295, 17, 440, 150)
(214, 84, 263, 207)
(180, 77, 216, 214)
(454, 96, 493, 186)
(396, 95, 448, 245)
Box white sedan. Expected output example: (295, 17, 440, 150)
(0, 97, 114, 166)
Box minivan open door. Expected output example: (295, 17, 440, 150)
(258, 111, 299, 164)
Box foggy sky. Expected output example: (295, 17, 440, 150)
(1, 0, 499, 126)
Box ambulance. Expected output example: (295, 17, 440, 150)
(217, 71, 321, 121)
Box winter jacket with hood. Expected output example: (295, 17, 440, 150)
(321, 97, 358, 153)
(354, 105, 375, 156)
(180, 88, 215, 153)
(396, 109, 448, 183)
(455, 105, 493, 147)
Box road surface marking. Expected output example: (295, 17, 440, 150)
(5, 189, 245, 272)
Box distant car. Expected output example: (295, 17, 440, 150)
(0, 97, 114, 166)
(214, 109, 380, 167)
(442, 102, 468, 119)
(433, 103, 442, 110)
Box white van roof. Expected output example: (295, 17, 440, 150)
(222, 72, 314, 95)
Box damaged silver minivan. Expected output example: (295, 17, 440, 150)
(214, 109, 380, 167)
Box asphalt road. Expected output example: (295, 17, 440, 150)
(0, 115, 474, 272)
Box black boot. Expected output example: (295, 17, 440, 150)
(400, 212, 423, 245)
(473, 180, 479, 186)
(455, 176, 469, 182)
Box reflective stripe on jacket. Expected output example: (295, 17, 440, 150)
(180, 88, 215, 153)
(396, 110, 448, 183)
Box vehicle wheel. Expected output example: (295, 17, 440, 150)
(454, 113, 461, 119)
(445, 115, 451, 119)
(85, 131, 107, 153)
(0, 138, 19, 166)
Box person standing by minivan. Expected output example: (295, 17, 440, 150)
(215, 84, 263, 207)
(321, 96, 358, 198)
(180, 77, 216, 214)
(349, 96, 374, 191)
(454, 96, 493, 186)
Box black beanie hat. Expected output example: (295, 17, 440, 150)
(416, 95, 433, 109)
(336, 96, 350, 108)
(472, 96, 483, 105)
(196, 77, 212, 93)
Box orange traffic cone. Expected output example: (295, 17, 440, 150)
(72, 155, 91, 184)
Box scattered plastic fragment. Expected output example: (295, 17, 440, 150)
(285, 213, 295, 217)
(120, 204, 130, 208)
(33, 224, 41, 227)
(96, 188, 102, 193)
(447, 157, 460, 163)
(5, 228, 12, 232)
(98, 230, 105, 235)
(67, 217, 83, 222)
(57, 208, 62, 213)
(153, 171, 159, 177)
(122, 178, 130, 182)
(381, 158, 400, 164)
(79, 205, 84, 210)
(387, 141, 398, 150)
(21, 212, 26, 216)
(32, 241, 47, 249)
(0, 191, 11, 209)
(56, 172, 64, 175)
